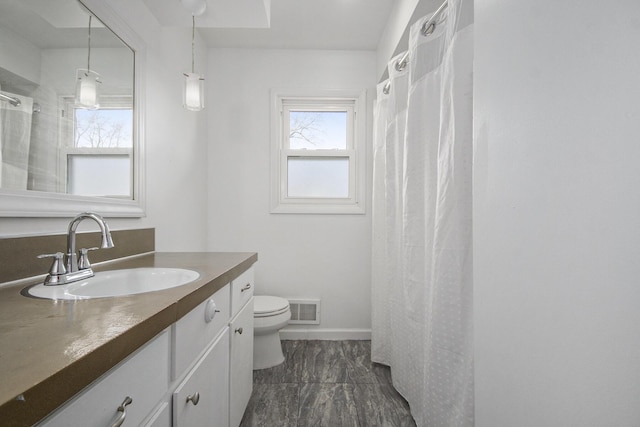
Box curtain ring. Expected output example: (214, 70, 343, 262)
(395, 51, 409, 72)
(421, 21, 437, 36)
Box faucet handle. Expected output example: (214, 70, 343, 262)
(37, 252, 67, 277)
(78, 247, 99, 270)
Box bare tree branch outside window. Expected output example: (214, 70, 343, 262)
(75, 109, 132, 148)
(289, 112, 326, 146)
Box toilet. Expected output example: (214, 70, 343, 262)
(253, 295, 291, 370)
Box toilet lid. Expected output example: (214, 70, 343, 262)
(254, 295, 289, 317)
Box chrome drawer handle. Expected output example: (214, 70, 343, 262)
(235, 327, 243, 334)
(187, 392, 200, 405)
(240, 283, 251, 292)
(110, 396, 132, 427)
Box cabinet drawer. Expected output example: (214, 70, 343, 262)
(38, 329, 170, 427)
(231, 267, 254, 316)
(173, 328, 230, 427)
(173, 284, 230, 379)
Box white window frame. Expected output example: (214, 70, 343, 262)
(270, 89, 366, 214)
(58, 95, 134, 197)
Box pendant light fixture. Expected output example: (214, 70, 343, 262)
(75, 15, 101, 110)
(183, 14, 205, 111)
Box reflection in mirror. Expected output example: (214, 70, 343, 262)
(0, 0, 134, 200)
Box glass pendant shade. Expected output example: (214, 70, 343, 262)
(75, 69, 101, 110)
(183, 72, 204, 111)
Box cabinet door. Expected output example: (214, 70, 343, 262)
(173, 284, 230, 379)
(229, 298, 254, 427)
(173, 328, 230, 427)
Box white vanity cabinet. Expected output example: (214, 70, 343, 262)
(35, 266, 256, 427)
(173, 285, 230, 380)
(229, 302, 253, 427)
(173, 329, 229, 426)
(36, 329, 171, 427)
(230, 267, 254, 315)
(171, 284, 231, 426)
(144, 402, 171, 427)
(229, 268, 255, 427)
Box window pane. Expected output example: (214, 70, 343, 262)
(287, 157, 349, 198)
(289, 111, 347, 150)
(67, 154, 131, 197)
(75, 109, 133, 148)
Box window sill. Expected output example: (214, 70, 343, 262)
(270, 201, 365, 215)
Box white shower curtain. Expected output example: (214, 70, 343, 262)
(0, 90, 34, 190)
(371, 0, 473, 425)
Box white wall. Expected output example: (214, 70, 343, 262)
(474, 0, 640, 425)
(141, 25, 209, 251)
(206, 48, 376, 337)
(0, 26, 41, 85)
(0, 0, 209, 252)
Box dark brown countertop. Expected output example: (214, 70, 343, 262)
(0, 251, 257, 427)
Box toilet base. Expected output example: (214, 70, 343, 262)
(253, 331, 285, 370)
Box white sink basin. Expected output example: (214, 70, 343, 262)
(27, 268, 200, 300)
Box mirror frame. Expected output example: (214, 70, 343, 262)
(0, 0, 146, 218)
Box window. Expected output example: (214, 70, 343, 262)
(270, 91, 366, 214)
(60, 96, 133, 197)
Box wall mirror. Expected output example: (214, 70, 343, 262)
(0, 0, 145, 217)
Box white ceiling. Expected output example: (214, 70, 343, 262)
(143, 0, 271, 29)
(147, 0, 397, 51)
(0, 0, 397, 51)
(0, 0, 121, 49)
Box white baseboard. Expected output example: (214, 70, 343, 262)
(279, 328, 371, 340)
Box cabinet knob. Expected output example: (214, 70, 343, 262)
(204, 299, 219, 323)
(110, 396, 132, 427)
(187, 392, 200, 406)
(235, 327, 243, 335)
(240, 283, 251, 292)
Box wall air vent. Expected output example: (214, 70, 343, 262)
(288, 299, 320, 325)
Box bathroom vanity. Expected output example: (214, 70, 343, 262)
(0, 251, 257, 427)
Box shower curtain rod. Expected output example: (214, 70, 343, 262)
(0, 93, 21, 107)
(394, 0, 448, 72)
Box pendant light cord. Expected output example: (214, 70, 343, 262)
(87, 15, 92, 72)
(191, 15, 196, 73)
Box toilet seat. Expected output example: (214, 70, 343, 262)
(254, 295, 289, 318)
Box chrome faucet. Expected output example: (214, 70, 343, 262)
(66, 212, 114, 273)
(38, 212, 115, 286)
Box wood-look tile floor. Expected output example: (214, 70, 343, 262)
(240, 340, 417, 427)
